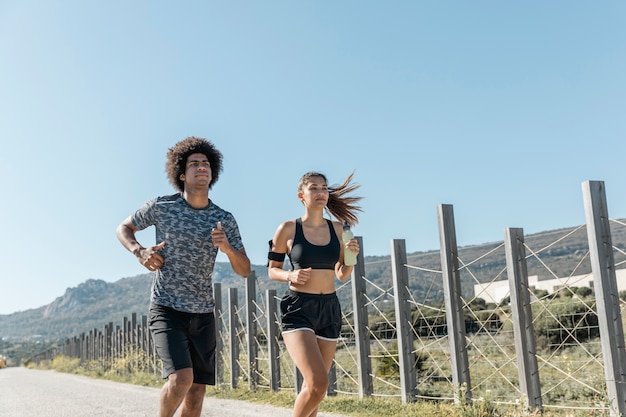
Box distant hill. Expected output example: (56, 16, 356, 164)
(1, 220, 625, 349)
(0, 262, 273, 342)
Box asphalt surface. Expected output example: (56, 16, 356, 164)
(0, 367, 349, 417)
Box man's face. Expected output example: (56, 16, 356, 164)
(181, 153, 212, 188)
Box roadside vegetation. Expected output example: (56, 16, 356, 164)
(29, 355, 595, 417)
(20, 288, 621, 416)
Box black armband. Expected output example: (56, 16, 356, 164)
(267, 240, 286, 263)
(268, 251, 286, 262)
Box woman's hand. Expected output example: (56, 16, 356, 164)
(345, 238, 360, 257)
(288, 267, 312, 285)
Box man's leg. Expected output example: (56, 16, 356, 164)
(178, 383, 207, 417)
(158, 368, 194, 417)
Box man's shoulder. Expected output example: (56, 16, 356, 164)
(207, 200, 232, 216)
(155, 193, 183, 204)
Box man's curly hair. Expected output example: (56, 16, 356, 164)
(165, 137, 223, 192)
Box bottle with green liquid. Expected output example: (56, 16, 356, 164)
(342, 222, 357, 266)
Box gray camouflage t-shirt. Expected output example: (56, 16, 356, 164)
(131, 193, 245, 313)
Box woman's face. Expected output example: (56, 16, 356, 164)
(299, 176, 329, 208)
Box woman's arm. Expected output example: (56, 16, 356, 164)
(268, 221, 293, 283)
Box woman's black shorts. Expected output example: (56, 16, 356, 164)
(148, 303, 216, 384)
(280, 289, 342, 341)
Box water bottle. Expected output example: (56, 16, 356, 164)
(342, 222, 357, 266)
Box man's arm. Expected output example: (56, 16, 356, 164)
(211, 221, 251, 277)
(116, 216, 144, 255)
(225, 247, 252, 278)
(116, 216, 165, 271)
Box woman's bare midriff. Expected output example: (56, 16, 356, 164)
(289, 269, 336, 294)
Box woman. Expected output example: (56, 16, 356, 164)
(268, 171, 362, 417)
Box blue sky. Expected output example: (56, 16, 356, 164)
(1, 1, 624, 315)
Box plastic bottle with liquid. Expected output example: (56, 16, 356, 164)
(342, 222, 357, 266)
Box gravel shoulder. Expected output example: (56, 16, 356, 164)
(0, 367, 349, 417)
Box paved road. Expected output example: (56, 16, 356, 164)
(0, 367, 348, 417)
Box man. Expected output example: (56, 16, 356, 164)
(116, 136, 251, 417)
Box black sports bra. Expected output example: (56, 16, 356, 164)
(289, 218, 340, 270)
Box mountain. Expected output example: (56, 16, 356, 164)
(1, 220, 625, 350)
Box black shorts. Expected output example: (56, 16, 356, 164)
(280, 290, 342, 341)
(148, 303, 216, 385)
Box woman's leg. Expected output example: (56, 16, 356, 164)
(283, 331, 337, 417)
(303, 338, 338, 417)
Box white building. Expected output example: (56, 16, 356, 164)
(474, 268, 626, 304)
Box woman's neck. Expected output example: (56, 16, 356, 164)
(301, 211, 326, 226)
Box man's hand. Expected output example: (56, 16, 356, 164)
(136, 241, 166, 271)
(211, 221, 233, 254)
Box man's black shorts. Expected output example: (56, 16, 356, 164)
(280, 290, 342, 341)
(148, 303, 216, 384)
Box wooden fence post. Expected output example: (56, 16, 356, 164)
(106, 322, 113, 364)
(327, 363, 337, 396)
(90, 329, 95, 362)
(115, 325, 122, 362)
(214, 282, 223, 385)
(131, 313, 138, 369)
(140, 315, 148, 371)
(582, 180, 626, 417)
(438, 204, 472, 404)
(229, 287, 240, 388)
(351, 235, 373, 398)
(123, 316, 129, 359)
(390, 238, 417, 403)
(246, 271, 259, 390)
(294, 366, 303, 394)
(266, 289, 280, 391)
(504, 227, 542, 411)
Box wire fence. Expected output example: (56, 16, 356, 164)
(29, 180, 626, 416)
